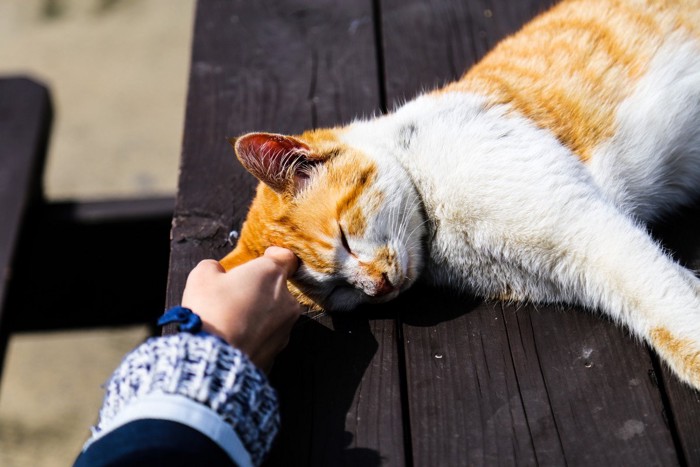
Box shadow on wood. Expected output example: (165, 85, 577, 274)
(267, 315, 380, 466)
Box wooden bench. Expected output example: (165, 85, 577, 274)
(0, 77, 52, 383)
(168, 1, 700, 465)
(0, 77, 174, 387)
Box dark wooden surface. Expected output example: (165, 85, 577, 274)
(0, 77, 52, 381)
(168, 1, 405, 465)
(171, 1, 700, 465)
(651, 205, 700, 465)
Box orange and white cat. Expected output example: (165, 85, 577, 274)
(221, 0, 700, 388)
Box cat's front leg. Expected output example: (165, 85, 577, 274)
(427, 161, 700, 388)
(552, 201, 700, 389)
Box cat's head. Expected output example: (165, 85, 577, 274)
(221, 127, 426, 312)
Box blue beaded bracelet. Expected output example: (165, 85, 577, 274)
(157, 306, 202, 333)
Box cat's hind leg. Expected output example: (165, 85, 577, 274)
(446, 149, 700, 388)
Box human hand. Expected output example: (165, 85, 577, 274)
(181, 246, 302, 371)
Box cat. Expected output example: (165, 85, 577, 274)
(221, 0, 700, 389)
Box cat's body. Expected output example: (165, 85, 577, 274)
(222, 0, 700, 388)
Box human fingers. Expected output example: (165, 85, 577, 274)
(182, 260, 225, 299)
(263, 246, 299, 278)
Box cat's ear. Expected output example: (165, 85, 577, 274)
(230, 132, 321, 194)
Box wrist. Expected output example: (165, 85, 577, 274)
(96, 318, 279, 465)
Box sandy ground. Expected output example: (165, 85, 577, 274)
(0, 1, 195, 465)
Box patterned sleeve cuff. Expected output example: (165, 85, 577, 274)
(94, 333, 279, 465)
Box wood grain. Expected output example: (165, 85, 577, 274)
(401, 291, 545, 465)
(378, 0, 551, 106)
(504, 305, 676, 465)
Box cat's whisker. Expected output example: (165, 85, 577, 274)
(404, 218, 430, 245)
(388, 197, 401, 239)
(395, 196, 422, 243)
(394, 199, 407, 236)
(399, 197, 421, 240)
(302, 308, 327, 320)
(309, 311, 328, 321)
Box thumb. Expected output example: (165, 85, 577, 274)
(264, 246, 299, 278)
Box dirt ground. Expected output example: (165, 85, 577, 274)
(0, 1, 195, 465)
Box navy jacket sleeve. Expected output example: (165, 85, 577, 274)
(74, 419, 236, 467)
(74, 333, 279, 467)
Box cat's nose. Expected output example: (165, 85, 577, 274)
(373, 272, 396, 297)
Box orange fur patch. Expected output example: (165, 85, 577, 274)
(440, 0, 700, 162)
(650, 327, 700, 386)
(336, 162, 377, 236)
(222, 128, 380, 307)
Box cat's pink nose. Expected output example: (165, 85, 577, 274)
(374, 273, 396, 297)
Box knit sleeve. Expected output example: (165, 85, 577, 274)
(92, 332, 279, 466)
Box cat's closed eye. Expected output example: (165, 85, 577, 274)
(338, 223, 354, 256)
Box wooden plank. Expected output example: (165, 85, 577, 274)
(651, 205, 700, 466)
(658, 372, 700, 466)
(379, 0, 680, 464)
(504, 305, 676, 465)
(268, 309, 404, 466)
(168, 1, 405, 464)
(44, 196, 173, 223)
(401, 297, 676, 465)
(0, 77, 52, 381)
(400, 292, 546, 465)
(379, 0, 551, 103)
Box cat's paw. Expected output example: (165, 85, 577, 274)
(650, 326, 700, 390)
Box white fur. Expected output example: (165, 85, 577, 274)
(338, 34, 700, 387)
(589, 33, 700, 222)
